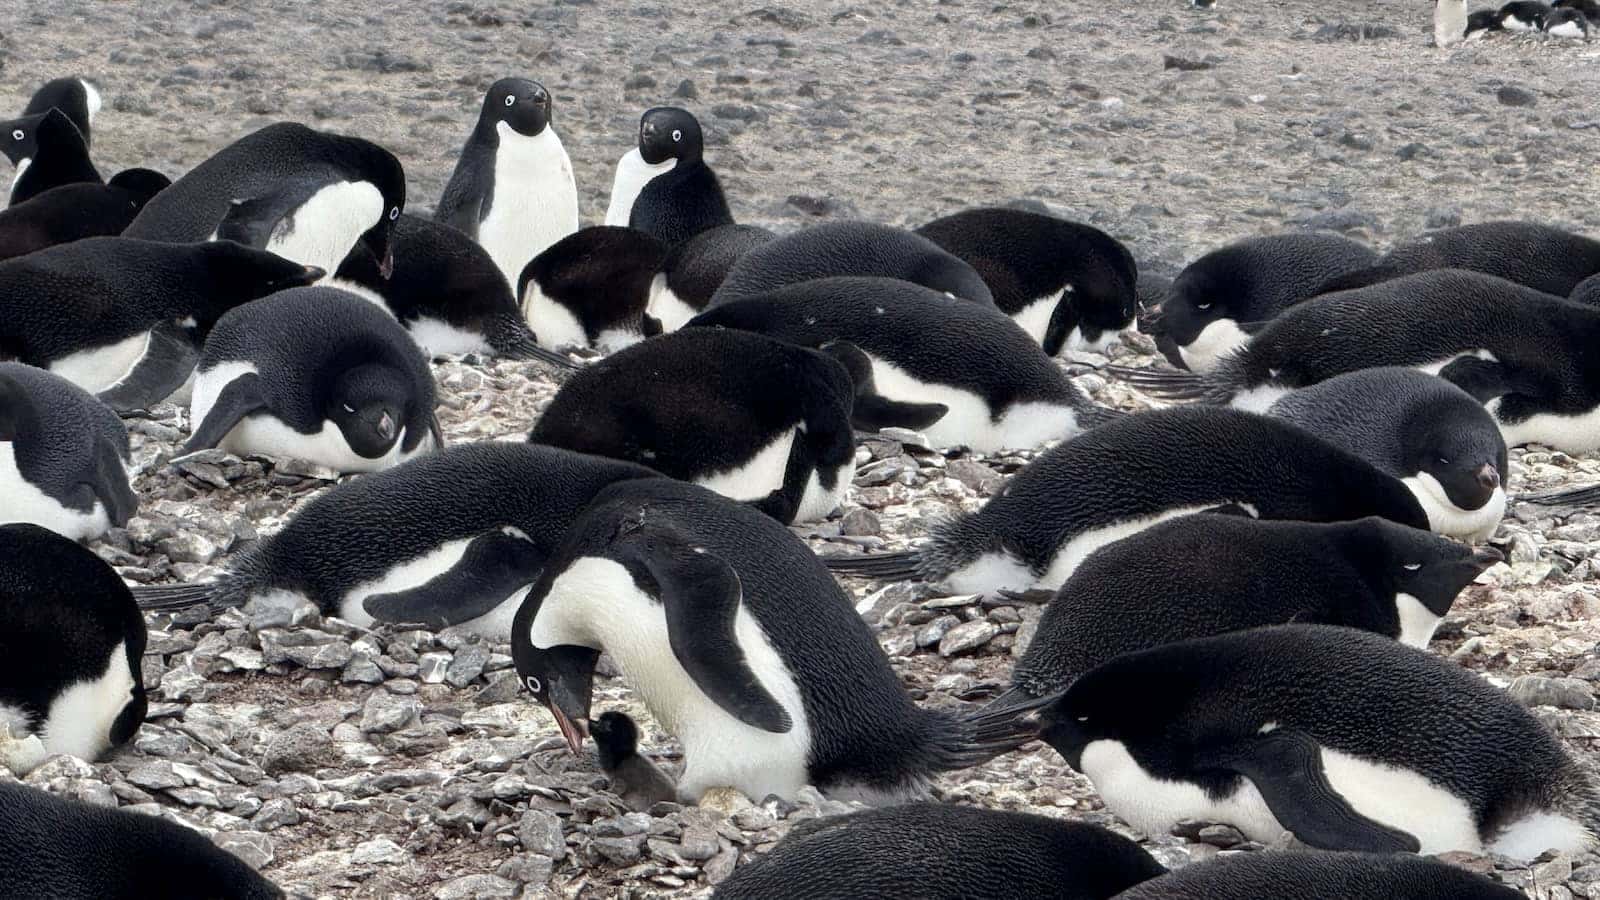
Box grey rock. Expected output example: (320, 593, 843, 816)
(916, 615, 960, 648)
(351, 837, 410, 865)
(1498, 86, 1537, 108)
(434, 874, 517, 899)
(939, 620, 999, 657)
(261, 723, 341, 775)
(1509, 675, 1595, 711)
(519, 809, 566, 860)
(360, 691, 421, 734)
(445, 643, 491, 688)
(214, 831, 274, 869)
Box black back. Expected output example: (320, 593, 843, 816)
(660, 224, 776, 310)
(435, 77, 554, 236)
(1115, 849, 1522, 900)
(1319, 222, 1600, 298)
(2, 108, 101, 206)
(0, 169, 169, 262)
(628, 107, 732, 247)
(1499, 1, 1551, 27)
(22, 77, 95, 145)
(519, 226, 668, 343)
(0, 364, 135, 526)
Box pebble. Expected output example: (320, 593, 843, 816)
(1509, 675, 1595, 711)
(938, 620, 999, 657)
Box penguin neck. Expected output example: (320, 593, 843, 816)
(492, 121, 567, 168)
(605, 149, 678, 226)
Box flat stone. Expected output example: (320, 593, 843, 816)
(214, 831, 274, 869)
(1509, 675, 1595, 711)
(938, 620, 999, 657)
(350, 837, 410, 865)
(434, 874, 517, 899)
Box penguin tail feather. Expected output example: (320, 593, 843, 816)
(980, 686, 1059, 717)
(499, 332, 579, 370)
(132, 575, 249, 613)
(924, 694, 1056, 771)
(818, 549, 922, 580)
(1074, 404, 1128, 430)
(1104, 364, 1209, 400)
(1522, 484, 1600, 507)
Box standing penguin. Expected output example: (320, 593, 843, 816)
(435, 78, 579, 291)
(1039, 624, 1600, 859)
(916, 207, 1140, 355)
(185, 287, 442, 474)
(513, 479, 1045, 803)
(517, 225, 668, 352)
(0, 168, 170, 262)
(124, 122, 405, 276)
(1436, 0, 1470, 45)
(21, 77, 101, 146)
(0, 524, 146, 774)
(590, 711, 678, 812)
(648, 223, 776, 332)
(0, 364, 136, 542)
(1313, 222, 1600, 298)
(603, 107, 733, 247)
(1, 108, 100, 206)
(1115, 850, 1522, 900)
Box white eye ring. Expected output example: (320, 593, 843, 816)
(1403, 563, 1422, 571)
(505, 95, 516, 106)
(389, 207, 399, 221)
(1196, 302, 1212, 310)
(671, 129, 682, 142)
(10, 130, 21, 141)
(343, 404, 355, 413)
(523, 675, 542, 693)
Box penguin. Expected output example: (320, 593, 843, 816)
(1500, 0, 1551, 30)
(590, 711, 678, 812)
(517, 225, 668, 352)
(21, 77, 101, 147)
(1, 108, 100, 207)
(1313, 222, 1600, 298)
(711, 804, 1166, 900)
(603, 106, 733, 248)
(511, 478, 1045, 804)
(1545, 6, 1591, 35)
(0, 524, 146, 774)
(332, 212, 574, 367)
(529, 329, 856, 524)
(1142, 232, 1378, 373)
(0, 237, 322, 411)
(1555, 0, 1600, 19)
(1113, 850, 1523, 900)
(710, 221, 996, 308)
(822, 407, 1429, 593)
(0, 168, 170, 262)
(992, 515, 1501, 713)
(131, 442, 661, 640)
(1114, 270, 1600, 454)
(648, 223, 776, 332)
(123, 121, 405, 276)
(434, 78, 579, 291)
(915, 207, 1139, 356)
(1435, 0, 1469, 45)
(185, 286, 442, 474)
(688, 277, 1096, 453)
(0, 781, 284, 900)
(1266, 368, 1508, 541)
(0, 364, 136, 542)
(1466, 8, 1506, 36)
(1039, 624, 1600, 860)
(1571, 270, 1600, 306)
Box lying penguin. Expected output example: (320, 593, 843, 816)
(647, 223, 775, 332)
(518, 225, 667, 353)
(1115, 850, 1521, 900)
(0, 168, 170, 262)
(1313, 221, 1600, 298)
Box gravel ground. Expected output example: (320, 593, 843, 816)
(2, 1, 1599, 898)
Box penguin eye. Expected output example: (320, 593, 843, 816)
(343, 404, 356, 413)
(523, 675, 542, 693)
(504, 95, 516, 107)
(1403, 563, 1422, 571)
(671, 129, 683, 142)
(389, 207, 400, 221)
(9, 129, 21, 141)
(1195, 302, 1212, 310)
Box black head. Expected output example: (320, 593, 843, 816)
(1404, 403, 1507, 512)
(511, 624, 601, 754)
(590, 710, 641, 771)
(637, 107, 704, 165)
(23, 77, 95, 144)
(1342, 517, 1502, 619)
(1466, 8, 1504, 30)
(1039, 654, 1190, 776)
(0, 110, 69, 166)
(480, 77, 552, 138)
(197, 242, 323, 326)
(327, 363, 411, 458)
(1158, 264, 1226, 348)
(107, 167, 172, 203)
(336, 134, 406, 280)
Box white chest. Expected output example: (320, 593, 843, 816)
(48, 331, 152, 394)
(0, 442, 111, 541)
(864, 350, 1079, 453)
(603, 148, 676, 227)
(521, 279, 589, 350)
(42, 640, 137, 761)
(1402, 473, 1505, 541)
(477, 124, 579, 290)
(1178, 318, 1252, 374)
(647, 273, 701, 333)
(1488, 397, 1600, 454)
(264, 180, 383, 274)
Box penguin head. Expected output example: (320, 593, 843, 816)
(1039, 656, 1188, 776)
(328, 363, 411, 458)
(483, 77, 552, 138)
(338, 135, 407, 280)
(590, 710, 641, 771)
(0, 109, 79, 166)
(637, 107, 704, 165)
(512, 632, 601, 754)
(1159, 264, 1227, 348)
(1404, 405, 1508, 513)
(1466, 8, 1504, 32)
(198, 244, 323, 325)
(107, 167, 172, 206)
(1343, 517, 1502, 619)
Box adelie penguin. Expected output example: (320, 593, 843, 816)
(916, 207, 1140, 356)
(603, 106, 733, 248)
(0, 168, 170, 262)
(1499, 0, 1551, 30)
(993, 515, 1500, 712)
(529, 328, 857, 524)
(0, 364, 137, 542)
(648, 223, 775, 332)
(185, 286, 442, 474)
(1467, 7, 1506, 36)
(21, 76, 101, 146)
(710, 221, 996, 308)
(434, 77, 579, 291)
(124, 121, 406, 276)
(590, 711, 678, 813)
(712, 804, 1165, 900)
(823, 407, 1429, 594)
(1, 107, 100, 206)
(1436, 0, 1469, 45)
(0, 237, 321, 411)
(518, 225, 668, 352)
(688, 277, 1101, 453)
(512, 478, 1044, 803)
(1039, 624, 1600, 860)
(132, 442, 660, 639)
(1115, 850, 1522, 900)
(1545, 6, 1591, 36)
(1314, 221, 1600, 298)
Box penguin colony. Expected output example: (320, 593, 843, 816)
(1437, 0, 1598, 43)
(0, 19, 1596, 899)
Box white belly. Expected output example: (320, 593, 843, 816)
(1548, 20, 1585, 38)
(265, 180, 383, 274)
(865, 351, 1079, 453)
(0, 443, 111, 541)
(42, 641, 137, 761)
(1434, 1, 1467, 44)
(1488, 397, 1600, 454)
(694, 427, 798, 503)
(1503, 14, 1539, 31)
(1229, 384, 1292, 415)
(1009, 294, 1061, 348)
(603, 148, 676, 227)
(1067, 324, 1130, 355)
(406, 317, 492, 357)
(647, 273, 701, 333)
(796, 457, 855, 523)
(477, 123, 580, 290)
(1178, 318, 1251, 374)
(521, 280, 589, 350)
(1402, 473, 1505, 542)
(337, 533, 531, 639)
(48, 331, 151, 394)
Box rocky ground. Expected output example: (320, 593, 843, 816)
(3, 0, 1600, 898)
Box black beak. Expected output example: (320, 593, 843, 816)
(1470, 546, 1504, 569)
(1476, 464, 1501, 491)
(376, 411, 396, 442)
(379, 249, 395, 280)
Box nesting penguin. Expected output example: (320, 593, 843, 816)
(1040, 624, 1600, 859)
(528, 328, 857, 524)
(1114, 850, 1523, 900)
(1545, 6, 1591, 35)
(1500, 0, 1551, 30)
(1467, 7, 1506, 36)
(185, 286, 441, 474)
(435, 77, 579, 290)
(511, 478, 1044, 803)
(1, 107, 100, 206)
(590, 711, 678, 812)
(0, 364, 136, 542)
(915, 207, 1139, 355)
(1436, 0, 1469, 45)
(823, 407, 1429, 593)
(21, 76, 101, 146)
(688, 277, 1097, 453)
(648, 223, 775, 332)
(132, 442, 660, 640)
(0, 168, 170, 262)
(0, 525, 146, 775)
(1315, 222, 1600, 298)
(712, 805, 1166, 900)
(603, 107, 733, 247)
(517, 225, 668, 352)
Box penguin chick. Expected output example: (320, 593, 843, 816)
(591, 711, 678, 812)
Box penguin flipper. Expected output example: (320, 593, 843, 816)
(363, 529, 547, 629)
(216, 180, 325, 248)
(1194, 730, 1422, 853)
(89, 440, 137, 526)
(819, 340, 949, 432)
(96, 325, 200, 413)
(182, 373, 267, 453)
(1040, 293, 1080, 358)
(1437, 356, 1517, 403)
(0, 372, 34, 441)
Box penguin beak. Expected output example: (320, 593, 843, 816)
(376, 411, 396, 442)
(1470, 546, 1504, 570)
(379, 249, 395, 280)
(547, 701, 589, 754)
(1476, 463, 1501, 491)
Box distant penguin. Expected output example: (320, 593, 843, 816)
(591, 711, 678, 812)
(517, 225, 668, 352)
(822, 407, 1429, 593)
(688, 277, 1098, 453)
(21, 77, 101, 146)
(648, 223, 775, 332)
(1266, 368, 1508, 540)
(0, 364, 136, 542)
(711, 221, 996, 308)
(0, 781, 284, 900)
(916, 207, 1138, 355)
(712, 805, 1165, 900)
(1314, 222, 1600, 298)
(0, 524, 146, 773)
(603, 107, 733, 247)
(512, 478, 1044, 803)
(0, 168, 170, 262)
(124, 122, 406, 275)
(1039, 624, 1600, 860)
(1555, 0, 1600, 19)
(1115, 270, 1600, 453)
(185, 287, 441, 474)
(0, 237, 321, 411)
(332, 213, 573, 366)
(132, 443, 660, 639)
(1500, 0, 1551, 30)
(1115, 850, 1523, 900)
(1436, 0, 1469, 45)
(529, 329, 856, 524)
(1, 108, 100, 206)
(1467, 8, 1506, 36)
(1144, 232, 1377, 373)
(1545, 6, 1591, 35)
(434, 78, 579, 291)
(993, 515, 1500, 712)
